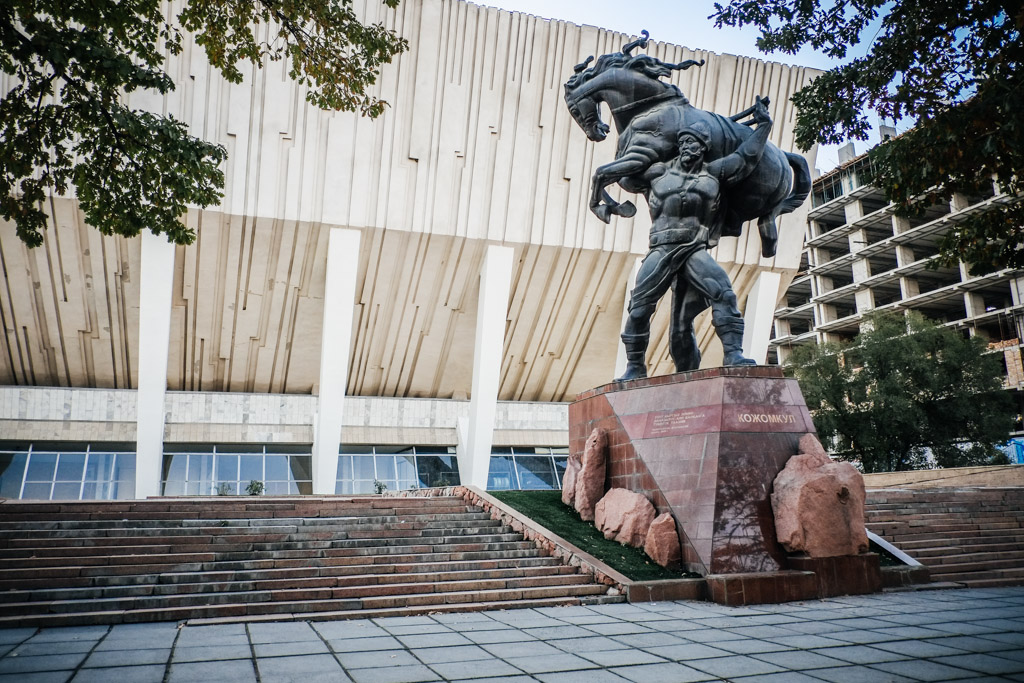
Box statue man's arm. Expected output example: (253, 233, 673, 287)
(709, 95, 772, 187)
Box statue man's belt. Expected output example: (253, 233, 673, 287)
(649, 227, 708, 248)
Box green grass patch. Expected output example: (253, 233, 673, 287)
(490, 490, 699, 582)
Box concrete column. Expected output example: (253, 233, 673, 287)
(312, 228, 362, 495)
(135, 231, 176, 499)
(456, 245, 514, 489)
(614, 257, 643, 379)
(742, 270, 782, 364)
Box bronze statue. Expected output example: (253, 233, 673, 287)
(563, 32, 810, 379)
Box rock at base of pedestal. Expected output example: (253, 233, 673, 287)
(561, 452, 581, 507)
(594, 488, 655, 547)
(574, 428, 607, 521)
(644, 512, 682, 568)
(772, 436, 869, 558)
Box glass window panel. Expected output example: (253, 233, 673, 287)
(113, 454, 135, 490)
(413, 446, 452, 454)
(239, 455, 263, 481)
(185, 480, 202, 496)
(21, 482, 52, 500)
(191, 454, 215, 486)
(336, 480, 354, 495)
(113, 479, 135, 500)
(216, 455, 239, 481)
(264, 456, 289, 481)
(551, 447, 569, 455)
(215, 481, 238, 495)
(491, 446, 513, 455)
(295, 480, 312, 495)
(374, 455, 396, 480)
(87, 454, 117, 481)
(352, 455, 375, 479)
(553, 457, 569, 487)
(337, 455, 353, 479)
(289, 456, 312, 482)
(270, 445, 310, 455)
(52, 482, 82, 500)
(397, 479, 418, 491)
(486, 455, 516, 491)
(0, 453, 27, 498)
(160, 454, 184, 483)
(216, 444, 264, 454)
(512, 447, 543, 455)
(340, 445, 374, 454)
(82, 481, 112, 500)
(161, 481, 185, 497)
(416, 456, 459, 488)
(352, 479, 375, 494)
(395, 455, 416, 480)
(55, 453, 86, 481)
(514, 456, 557, 490)
(25, 453, 57, 481)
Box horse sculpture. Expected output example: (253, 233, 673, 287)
(564, 31, 810, 258)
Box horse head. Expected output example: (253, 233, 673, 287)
(564, 32, 704, 141)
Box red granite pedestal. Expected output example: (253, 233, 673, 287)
(570, 366, 816, 577)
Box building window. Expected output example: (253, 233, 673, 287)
(161, 444, 312, 496)
(486, 447, 569, 491)
(0, 443, 136, 500)
(336, 446, 461, 494)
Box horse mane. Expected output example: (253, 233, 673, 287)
(564, 52, 688, 102)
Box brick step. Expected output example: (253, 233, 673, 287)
(0, 564, 580, 604)
(0, 495, 471, 513)
(0, 529, 523, 558)
(955, 576, 1024, 588)
(0, 512, 493, 534)
(0, 592, 626, 629)
(905, 544, 1024, 561)
(894, 534, 1024, 551)
(930, 566, 1024, 583)
(0, 547, 550, 586)
(866, 514, 1024, 527)
(0, 572, 599, 616)
(923, 557, 1024, 574)
(871, 526, 1024, 542)
(0, 555, 564, 591)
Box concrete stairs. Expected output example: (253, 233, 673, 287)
(866, 487, 1024, 588)
(0, 496, 621, 627)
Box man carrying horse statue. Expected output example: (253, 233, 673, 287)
(563, 31, 810, 380)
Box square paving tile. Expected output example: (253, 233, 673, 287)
(0, 653, 87, 674)
(805, 629, 890, 645)
(582, 622, 652, 636)
(930, 654, 1024, 676)
(337, 649, 420, 669)
(873, 639, 971, 658)
(168, 658, 257, 683)
(346, 664, 440, 683)
(806, 644, 908, 665)
(643, 643, 733, 661)
(687, 655, 785, 678)
(711, 638, 790, 655)
(397, 633, 472, 649)
(609, 661, 714, 683)
(754, 650, 848, 670)
(409, 645, 491, 664)
(548, 636, 631, 653)
(807, 665, 916, 683)
(313, 622, 390, 641)
(175, 625, 248, 648)
(735, 673, 823, 683)
(502, 653, 598, 674)
(578, 649, 665, 667)
(254, 640, 329, 658)
(522, 626, 593, 640)
(256, 653, 349, 682)
(81, 648, 170, 668)
(248, 623, 319, 644)
(27, 628, 106, 643)
(678, 629, 746, 643)
(71, 664, 165, 683)
(13, 640, 97, 656)
(927, 636, 1017, 653)
(462, 630, 537, 645)
(0, 673, 71, 683)
(765, 633, 843, 649)
(612, 632, 689, 648)
(428, 660, 524, 680)
(869, 659, 976, 681)
(481, 641, 562, 658)
(534, 671, 630, 683)
(384, 625, 452, 636)
(0, 629, 36, 645)
(328, 636, 403, 653)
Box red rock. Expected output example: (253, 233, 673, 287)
(574, 428, 607, 521)
(644, 512, 682, 568)
(594, 488, 656, 547)
(771, 454, 869, 557)
(561, 451, 582, 507)
(798, 433, 830, 465)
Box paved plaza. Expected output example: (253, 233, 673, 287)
(0, 587, 1022, 682)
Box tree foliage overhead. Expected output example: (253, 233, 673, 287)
(712, 1, 1024, 275)
(785, 311, 1014, 473)
(1, 0, 407, 248)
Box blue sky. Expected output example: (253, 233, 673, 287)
(481, 0, 896, 170)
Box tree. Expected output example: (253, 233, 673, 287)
(784, 311, 1014, 473)
(711, 1, 1024, 275)
(1, 0, 407, 247)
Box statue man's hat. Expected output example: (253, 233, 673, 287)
(678, 121, 712, 149)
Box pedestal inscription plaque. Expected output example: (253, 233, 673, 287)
(570, 366, 816, 575)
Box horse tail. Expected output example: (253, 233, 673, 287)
(779, 152, 811, 215)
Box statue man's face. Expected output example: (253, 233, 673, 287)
(678, 134, 706, 165)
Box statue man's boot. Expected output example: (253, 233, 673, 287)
(716, 321, 757, 366)
(616, 333, 649, 381)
